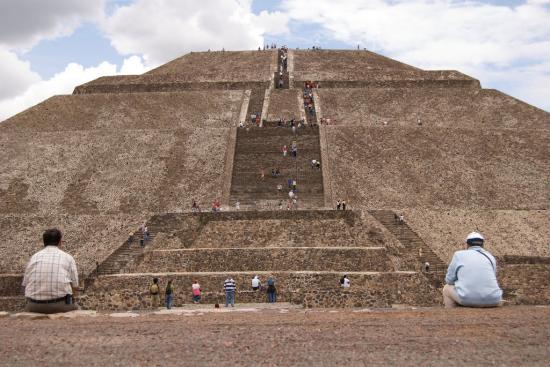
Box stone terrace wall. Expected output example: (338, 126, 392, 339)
(293, 49, 418, 76)
(317, 88, 549, 129)
(499, 264, 550, 305)
(1, 91, 243, 131)
(74, 77, 269, 95)
(145, 210, 396, 251)
(291, 50, 478, 87)
(0, 91, 245, 275)
(190, 218, 360, 248)
(81, 271, 438, 310)
(147, 50, 277, 81)
(403, 210, 550, 262)
(266, 89, 302, 121)
(323, 126, 549, 210)
(134, 247, 392, 272)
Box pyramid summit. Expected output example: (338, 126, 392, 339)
(0, 48, 548, 312)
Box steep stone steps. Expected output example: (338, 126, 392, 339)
(237, 126, 319, 137)
(369, 210, 447, 287)
(231, 197, 326, 210)
(231, 186, 323, 194)
(245, 88, 265, 123)
(231, 89, 324, 207)
(95, 231, 157, 276)
(133, 247, 392, 273)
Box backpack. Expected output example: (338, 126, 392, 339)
(165, 284, 173, 295)
(150, 283, 159, 295)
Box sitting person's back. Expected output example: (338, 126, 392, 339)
(22, 228, 79, 314)
(443, 232, 502, 308)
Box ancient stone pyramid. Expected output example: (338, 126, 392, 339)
(0, 49, 548, 310)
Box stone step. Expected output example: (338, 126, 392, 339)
(237, 127, 319, 137)
(134, 247, 392, 273)
(231, 188, 324, 195)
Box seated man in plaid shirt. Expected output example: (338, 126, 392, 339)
(22, 228, 79, 313)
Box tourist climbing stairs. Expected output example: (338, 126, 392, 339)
(274, 48, 290, 89)
(93, 229, 156, 276)
(368, 210, 446, 287)
(229, 121, 324, 209)
(303, 83, 318, 125)
(246, 88, 265, 125)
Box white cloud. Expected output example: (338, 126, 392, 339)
(0, 0, 111, 119)
(281, 0, 550, 111)
(0, 0, 105, 50)
(0, 48, 40, 99)
(0, 55, 149, 122)
(102, 0, 288, 66)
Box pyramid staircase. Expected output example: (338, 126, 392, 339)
(229, 122, 324, 209)
(368, 210, 447, 287)
(275, 48, 290, 89)
(95, 230, 157, 276)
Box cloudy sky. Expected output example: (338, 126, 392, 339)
(1, 0, 549, 121)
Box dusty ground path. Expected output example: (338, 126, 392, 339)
(1, 306, 550, 366)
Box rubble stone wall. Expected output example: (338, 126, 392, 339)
(80, 271, 437, 310)
(134, 247, 392, 272)
(317, 88, 549, 129)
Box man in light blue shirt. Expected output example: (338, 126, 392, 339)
(443, 232, 503, 308)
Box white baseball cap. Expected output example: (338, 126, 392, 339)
(466, 232, 485, 242)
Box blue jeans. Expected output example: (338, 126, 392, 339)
(268, 292, 276, 303)
(165, 294, 173, 309)
(225, 291, 235, 307)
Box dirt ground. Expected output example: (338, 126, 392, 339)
(1, 306, 550, 366)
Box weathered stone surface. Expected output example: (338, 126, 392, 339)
(403, 210, 550, 261)
(136, 247, 392, 272)
(324, 126, 549, 210)
(317, 87, 549, 129)
(292, 50, 478, 87)
(147, 50, 277, 82)
(0, 311, 8, 318)
(266, 89, 301, 121)
(11, 312, 49, 320)
(47, 310, 98, 319)
(0, 91, 242, 275)
(109, 312, 140, 318)
(80, 271, 438, 311)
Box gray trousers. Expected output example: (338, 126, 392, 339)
(25, 299, 78, 314)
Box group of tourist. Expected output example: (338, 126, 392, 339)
(21, 225, 503, 314)
(303, 82, 316, 118)
(278, 48, 288, 88)
(336, 200, 347, 210)
(147, 276, 278, 308)
(261, 43, 280, 50)
(278, 117, 309, 130)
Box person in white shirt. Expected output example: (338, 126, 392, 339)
(443, 232, 502, 308)
(22, 228, 79, 314)
(340, 275, 350, 288)
(251, 275, 261, 291)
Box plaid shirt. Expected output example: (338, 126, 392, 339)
(22, 246, 79, 300)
